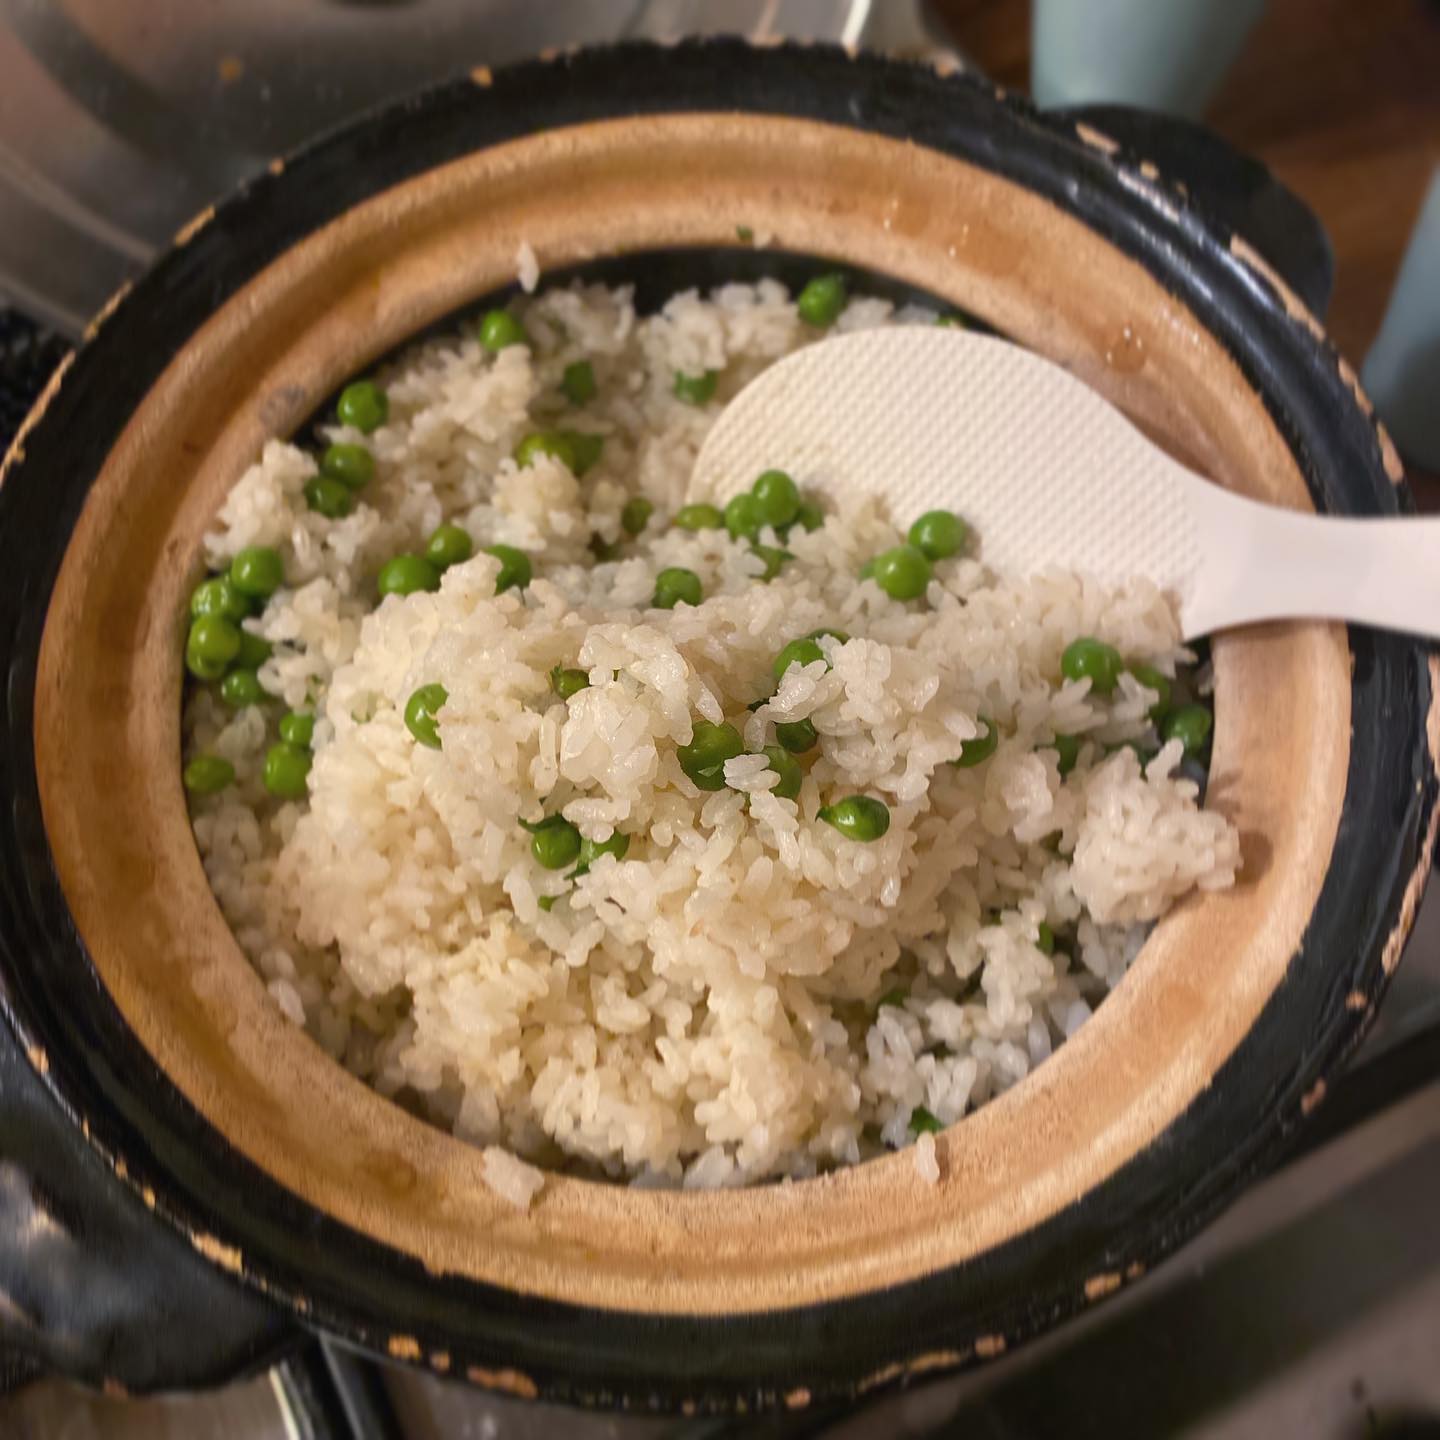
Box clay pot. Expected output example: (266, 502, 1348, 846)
(0, 40, 1432, 1414)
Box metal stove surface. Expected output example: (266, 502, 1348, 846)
(0, 0, 954, 332)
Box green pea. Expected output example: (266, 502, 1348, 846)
(750, 544, 792, 580)
(818, 794, 890, 842)
(320, 442, 374, 490)
(183, 754, 235, 795)
(425, 523, 473, 571)
(1061, 637, 1123, 696)
(674, 370, 719, 405)
(550, 665, 590, 699)
(724, 493, 761, 541)
(910, 1105, 943, 1135)
(185, 615, 241, 680)
(220, 668, 266, 708)
(537, 893, 558, 912)
(621, 497, 654, 536)
(653, 567, 702, 609)
(514, 430, 577, 472)
(878, 987, 908, 1008)
(561, 359, 596, 405)
(190, 576, 249, 623)
(279, 711, 315, 747)
(797, 273, 847, 327)
(773, 637, 825, 681)
(935, 313, 969, 329)
(263, 742, 312, 799)
(377, 554, 440, 599)
(674, 503, 725, 531)
(479, 309, 528, 352)
(521, 814, 582, 870)
(774, 717, 819, 753)
(484, 544, 532, 594)
(304, 476, 354, 519)
(563, 430, 604, 476)
(1128, 663, 1173, 721)
(235, 629, 272, 668)
(751, 469, 801, 528)
(907, 510, 968, 561)
(1053, 734, 1081, 776)
(949, 716, 997, 768)
(678, 720, 744, 790)
(1163, 703, 1213, 757)
(736, 225, 754, 242)
(229, 546, 285, 599)
(486, 544, 532, 596)
(403, 682, 448, 749)
(1036, 922, 1055, 956)
(682, 765, 730, 795)
(869, 545, 932, 601)
(337, 380, 388, 434)
(790, 499, 825, 534)
(575, 831, 629, 874)
(761, 745, 803, 801)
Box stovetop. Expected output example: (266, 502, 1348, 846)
(0, 0, 951, 335)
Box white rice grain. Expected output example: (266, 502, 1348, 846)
(516, 241, 540, 294)
(913, 1130, 940, 1184)
(183, 280, 1239, 1188)
(482, 1146, 545, 1209)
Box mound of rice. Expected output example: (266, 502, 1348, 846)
(185, 278, 1240, 1193)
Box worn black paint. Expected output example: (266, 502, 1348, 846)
(0, 40, 1431, 1412)
(1052, 102, 1335, 318)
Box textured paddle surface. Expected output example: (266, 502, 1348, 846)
(692, 327, 1207, 608)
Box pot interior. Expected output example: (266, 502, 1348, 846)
(34, 110, 1349, 1317)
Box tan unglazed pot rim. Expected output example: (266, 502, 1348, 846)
(6, 42, 1432, 1409)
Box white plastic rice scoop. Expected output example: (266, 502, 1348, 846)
(692, 327, 1437, 642)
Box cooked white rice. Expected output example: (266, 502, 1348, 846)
(185, 279, 1240, 1192)
(515, 241, 540, 295)
(913, 1130, 940, 1185)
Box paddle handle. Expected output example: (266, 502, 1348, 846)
(1185, 488, 1440, 640)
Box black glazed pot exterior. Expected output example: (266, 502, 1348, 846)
(0, 40, 1433, 1412)
(0, 1030, 294, 1393)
